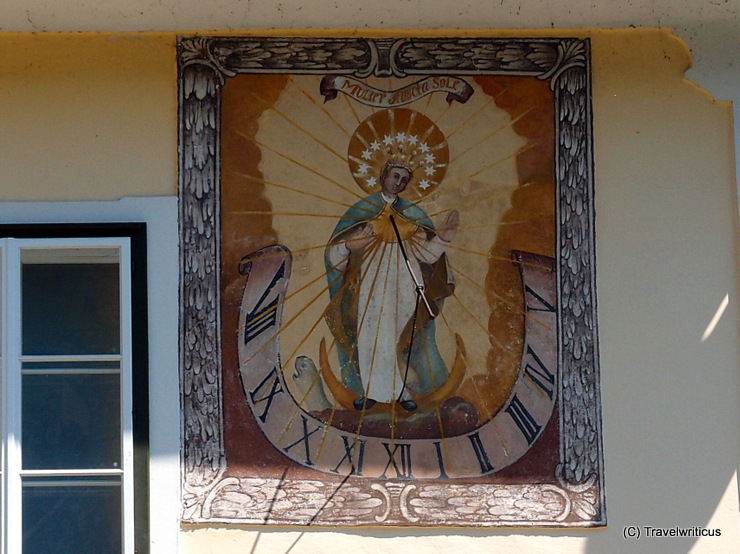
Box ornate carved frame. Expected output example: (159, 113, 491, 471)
(178, 35, 605, 527)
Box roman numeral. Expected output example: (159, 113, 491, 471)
(432, 441, 449, 479)
(244, 260, 286, 345)
(467, 432, 494, 474)
(505, 394, 541, 445)
(331, 435, 366, 476)
(380, 443, 413, 479)
(523, 345, 555, 399)
(249, 366, 285, 423)
(524, 284, 555, 313)
(283, 415, 322, 466)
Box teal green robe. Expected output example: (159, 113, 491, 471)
(324, 192, 454, 398)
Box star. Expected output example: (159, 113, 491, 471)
(361, 149, 373, 160)
(424, 166, 435, 176)
(419, 179, 431, 190)
(424, 153, 435, 164)
(395, 132, 406, 143)
(370, 140, 381, 151)
(383, 135, 394, 146)
(367, 176, 377, 187)
(419, 142, 430, 153)
(358, 163, 369, 175)
(408, 135, 418, 145)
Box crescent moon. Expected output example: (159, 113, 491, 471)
(318, 334, 467, 416)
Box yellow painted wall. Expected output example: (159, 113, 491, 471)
(0, 33, 175, 200)
(0, 29, 737, 554)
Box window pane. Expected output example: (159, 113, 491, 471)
(21, 262, 120, 355)
(23, 478, 121, 554)
(22, 360, 121, 372)
(22, 373, 121, 469)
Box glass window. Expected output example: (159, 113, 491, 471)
(22, 477, 122, 554)
(21, 255, 121, 356)
(0, 235, 145, 554)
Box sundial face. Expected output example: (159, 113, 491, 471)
(180, 36, 604, 527)
(222, 74, 557, 478)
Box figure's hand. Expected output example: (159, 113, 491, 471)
(437, 210, 460, 242)
(344, 224, 375, 251)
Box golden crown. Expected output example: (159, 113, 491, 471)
(384, 144, 421, 173)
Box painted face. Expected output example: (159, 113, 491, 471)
(381, 167, 411, 197)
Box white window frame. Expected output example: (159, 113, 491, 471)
(1, 237, 134, 553)
(0, 197, 180, 554)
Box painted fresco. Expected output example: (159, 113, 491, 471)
(179, 36, 604, 527)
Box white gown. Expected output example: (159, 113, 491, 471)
(326, 194, 448, 403)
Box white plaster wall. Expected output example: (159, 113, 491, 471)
(1, 0, 738, 187)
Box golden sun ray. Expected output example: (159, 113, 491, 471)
(444, 142, 536, 192)
(236, 257, 336, 348)
(288, 76, 354, 139)
(422, 181, 527, 218)
(445, 92, 500, 140)
(337, 240, 392, 441)
(230, 210, 346, 220)
(277, 240, 388, 452)
(455, 220, 531, 231)
(230, 171, 364, 212)
(281, 237, 386, 380)
(422, 87, 434, 112)
(392, 308, 457, 469)
(440, 241, 554, 271)
(237, 257, 342, 340)
(244, 88, 347, 164)
(314, 338, 344, 458)
(343, 90, 363, 126)
(413, 328, 450, 443)
(441, 254, 553, 332)
(434, 310, 501, 433)
(403, 147, 533, 214)
(321, 241, 390, 460)
(236, 130, 365, 201)
(355, 239, 389, 440)
(445, 288, 520, 366)
(235, 233, 388, 268)
(237, 248, 356, 368)
(353, 241, 389, 353)
(452, 107, 535, 164)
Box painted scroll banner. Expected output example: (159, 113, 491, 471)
(320, 76, 474, 107)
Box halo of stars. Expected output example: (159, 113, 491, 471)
(348, 108, 449, 197)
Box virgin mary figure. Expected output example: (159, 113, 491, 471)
(324, 109, 459, 411)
